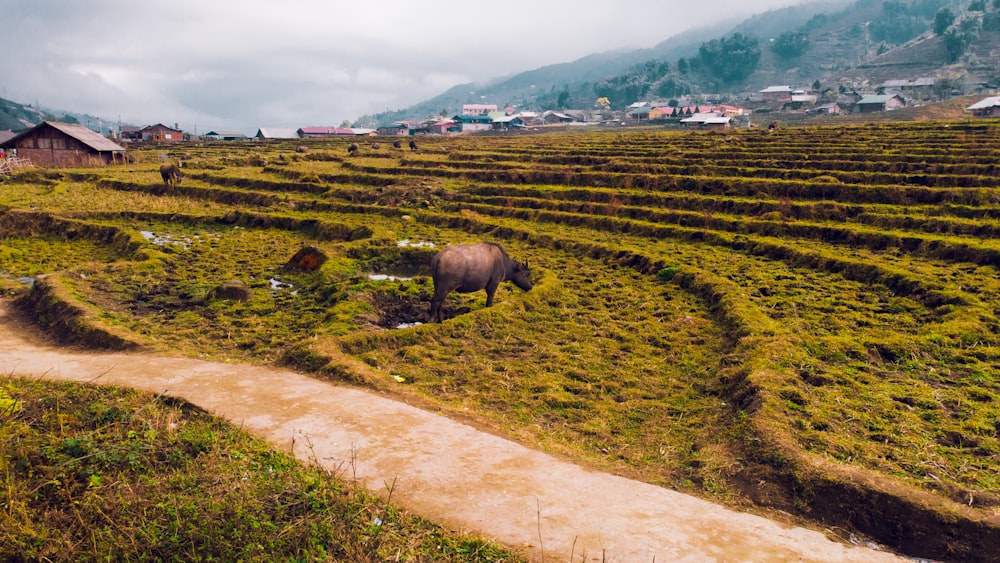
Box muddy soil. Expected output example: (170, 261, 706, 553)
(0, 302, 903, 562)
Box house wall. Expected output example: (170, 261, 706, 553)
(762, 92, 792, 102)
(7, 128, 114, 166)
(460, 123, 492, 133)
(885, 98, 905, 111)
(142, 125, 182, 142)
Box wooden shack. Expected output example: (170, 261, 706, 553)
(0, 121, 128, 166)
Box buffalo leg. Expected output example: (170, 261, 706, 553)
(430, 288, 449, 322)
(484, 282, 500, 306)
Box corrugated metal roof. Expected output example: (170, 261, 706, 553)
(967, 96, 1000, 110)
(43, 121, 126, 152)
(256, 128, 300, 139)
(140, 123, 182, 133)
(858, 95, 898, 104)
(759, 85, 792, 93)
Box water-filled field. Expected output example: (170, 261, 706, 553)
(2, 123, 998, 560)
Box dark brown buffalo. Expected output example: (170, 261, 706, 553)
(393, 139, 402, 149)
(159, 163, 183, 186)
(409, 139, 418, 151)
(429, 242, 532, 322)
(348, 142, 359, 155)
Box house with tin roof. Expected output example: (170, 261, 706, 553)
(759, 85, 794, 102)
(0, 121, 128, 166)
(967, 96, 1000, 118)
(204, 130, 248, 141)
(139, 123, 184, 142)
(255, 128, 300, 140)
(855, 94, 905, 113)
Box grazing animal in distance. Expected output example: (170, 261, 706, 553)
(393, 139, 402, 149)
(371, 142, 380, 149)
(409, 139, 418, 151)
(429, 242, 532, 323)
(348, 142, 359, 155)
(159, 163, 183, 186)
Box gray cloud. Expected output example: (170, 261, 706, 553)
(1, 0, 808, 133)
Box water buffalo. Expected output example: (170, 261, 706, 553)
(159, 163, 183, 186)
(429, 242, 532, 323)
(371, 142, 380, 149)
(348, 142, 359, 155)
(393, 140, 402, 149)
(409, 139, 418, 151)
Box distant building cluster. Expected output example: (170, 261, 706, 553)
(4, 86, 1000, 169)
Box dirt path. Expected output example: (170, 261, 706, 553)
(0, 304, 903, 562)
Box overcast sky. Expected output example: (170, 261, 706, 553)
(2, 0, 806, 134)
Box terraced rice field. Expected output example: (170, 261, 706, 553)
(2, 122, 999, 560)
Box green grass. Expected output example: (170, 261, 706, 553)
(2, 122, 1000, 559)
(0, 377, 521, 561)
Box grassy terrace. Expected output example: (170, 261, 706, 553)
(2, 122, 999, 560)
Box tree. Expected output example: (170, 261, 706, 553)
(932, 77, 956, 100)
(677, 57, 689, 74)
(943, 14, 983, 62)
(869, 1, 924, 44)
(697, 33, 761, 83)
(812, 79, 822, 92)
(771, 31, 810, 58)
(935, 7, 955, 34)
(557, 89, 570, 109)
(340, 119, 352, 127)
(969, 0, 985, 11)
(668, 99, 679, 108)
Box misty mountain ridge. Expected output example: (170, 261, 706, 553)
(5, 0, 998, 135)
(360, 0, 1000, 125)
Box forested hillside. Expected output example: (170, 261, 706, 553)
(363, 0, 1000, 122)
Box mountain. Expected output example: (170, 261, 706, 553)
(0, 97, 118, 135)
(362, 0, 1000, 124)
(356, 0, 848, 124)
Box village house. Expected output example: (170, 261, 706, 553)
(491, 115, 524, 131)
(855, 94, 906, 113)
(255, 128, 300, 140)
(376, 123, 411, 136)
(680, 112, 732, 129)
(879, 77, 936, 93)
(139, 123, 184, 142)
(809, 103, 844, 115)
(967, 96, 1000, 118)
(0, 121, 128, 166)
(649, 107, 673, 120)
(430, 119, 459, 135)
(204, 130, 248, 141)
(118, 125, 142, 141)
(461, 104, 498, 116)
(296, 127, 356, 138)
(516, 111, 540, 126)
(541, 111, 575, 124)
(452, 114, 492, 133)
(625, 106, 652, 121)
(783, 93, 818, 111)
(759, 86, 794, 102)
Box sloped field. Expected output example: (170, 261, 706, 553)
(2, 123, 998, 560)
